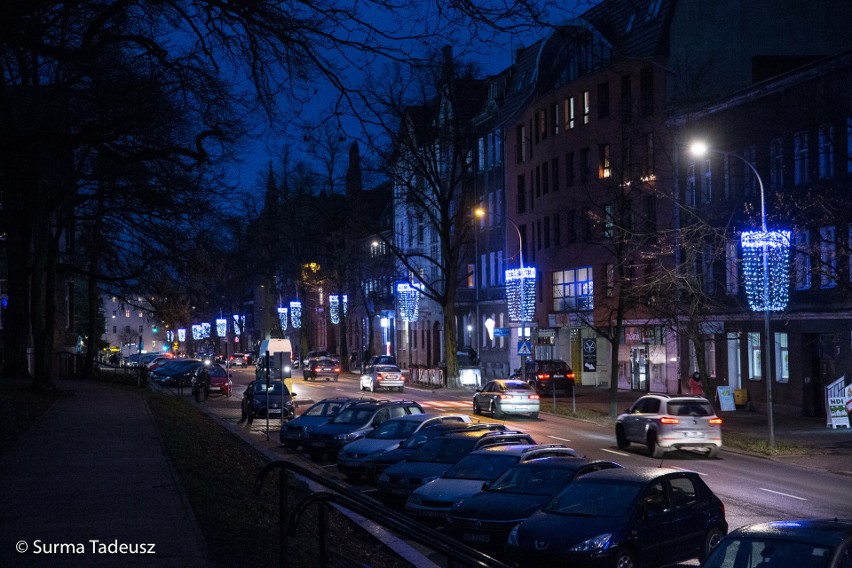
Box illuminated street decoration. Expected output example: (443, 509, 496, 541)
(192, 324, 203, 340)
(215, 318, 227, 337)
(506, 267, 536, 322)
(232, 314, 243, 335)
(741, 230, 792, 311)
(397, 283, 422, 322)
(201, 322, 211, 338)
(329, 295, 348, 324)
(178, 328, 186, 342)
(290, 301, 302, 329)
(277, 307, 288, 331)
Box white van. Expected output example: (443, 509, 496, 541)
(256, 339, 293, 380)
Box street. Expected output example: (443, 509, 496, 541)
(190, 368, 852, 547)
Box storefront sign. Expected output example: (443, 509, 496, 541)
(582, 338, 597, 372)
(828, 397, 850, 429)
(716, 386, 736, 412)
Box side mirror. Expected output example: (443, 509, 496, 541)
(290, 392, 297, 398)
(475, 389, 482, 394)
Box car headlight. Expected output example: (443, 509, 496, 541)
(570, 532, 613, 553)
(421, 476, 439, 485)
(334, 432, 357, 441)
(507, 525, 520, 547)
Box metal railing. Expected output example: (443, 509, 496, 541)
(255, 460, 512, 568)
(407, 366, 445, 387)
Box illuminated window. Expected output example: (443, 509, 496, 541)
(774, 333, 789, 383)
(582, 90, 590, 124)
(598, 144, 611, 178)
(819, 125, 834, 179)
(553, 267, 594, 311)
(747, 332, 762, 381)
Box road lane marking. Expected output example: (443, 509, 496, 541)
(669, 466, 708, 476)
(759, 488, 807, 501)
(548, 436, 572, 442)
(600, 448, 630, 457)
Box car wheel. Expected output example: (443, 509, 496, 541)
(490, 402, 502, 418)
(334, 376, 338, 382)
(529, 411, 539, 419)
(473, 400, 481, 415)
(326, 377, 330, 382)
(700, 526, 725, 560)
(706, 446, 720, 458)
(647, 431, 664, 458)
(616, 425, 629, 450)
(398, 386, 404, 393)
(614, 549, 636, 568)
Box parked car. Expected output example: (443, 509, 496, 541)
(375, 429, 536, 503)
(365, 421, 508, 483)
(473, 379, 540, 418)
(445, 457, 623, 550)
(240, 379, 296, 422)
(304, 357, 340, 382)
(148, 359, 202, 386)
(404, 444, 579, 524)
(360, 364, 406, 393)
(506, 467, 727, 568)
(301, 399, 424, 459)
(616, 394, 723, 458)
(368, 355, 397, 366)
(336, 413, 471, 481)
(146, 355, 174, 371)
(513, 359, 575, 396)
(279, 397, 375, 449)
(228, 353, 248, 367)
(202, 363, 232, 397)
(700, 518, 852, 568)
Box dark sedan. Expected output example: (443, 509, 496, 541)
(279, 397, 374, 449)
(303, 357, 340, 382)
(506, 467, 727, 568)
(445, 457, 622, 550)
(701, 518, 852, 568)
(240, 380, 296, 422)
(148, 359, 203, 386)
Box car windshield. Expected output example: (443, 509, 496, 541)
(410, 438, 477, 463)
(501, 381, 533, 391)
(667, 401, 715, 416)
(703, 538, 834, 568)
(443, 454, 520, 480)
(544, 479, 641, 517)
(304, 401, 345, 418)
(368, 419, 424, 439)
(489, 465, 580, 495)
(540, 363, 568, 373)
(253, 382, 288, 396)
(375, 365, 400, 373)
(207, 365, 227, 377)
(331, 407, 376, 425)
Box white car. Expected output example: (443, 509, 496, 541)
(336, 413, 471, 480)
(360, 364, 406, 393)
(405, 444, 578, 523)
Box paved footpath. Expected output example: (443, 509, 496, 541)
(0, 380, 208, 567)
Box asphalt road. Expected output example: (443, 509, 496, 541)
(177, 367, 852, 565)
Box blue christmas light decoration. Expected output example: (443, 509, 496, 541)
(178, 328, 186, 342)
(505, 267, 536, 322)
(740, 229, 792, 312)
(290, 301, 302, 329)
(192, 324, 203, 340)
(397, 283, 422, 322)
(215, 318, 227, 337)
(201, 322, 211, 338)
(277, 307, 288, 331)
(232, 314, 243, 335)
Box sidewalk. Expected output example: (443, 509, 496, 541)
(0, 380, 208, 567)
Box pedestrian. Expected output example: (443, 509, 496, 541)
(688, 371, 704, 396)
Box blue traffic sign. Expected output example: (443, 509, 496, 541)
(517, 341, 532, 356)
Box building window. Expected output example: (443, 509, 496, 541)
(597, 81, 610, 119)
(553, 267, 594, 311)
(639, 67, 654, 116)
(582, 90, 590, 124)
(551, 158, 559, 191)
(604, 205, 614, 238)
(726, 240, 739, 295)
(598, 143, 611, 178)
(517, 174, 526, 214)
(553, 213, 561, 246)
(685, 161, 696, 207)
(818, 124, 834, 180)
(539, 109, 547, 141)
(125, 309, 130, 318)
(700, 158, 712, 203)
(551, 102, 560, 135)
(139, 325, 143, 333)
(543, 216, 551, 248)
(774, 333, 789, 383)
(643, 132, 654, 176)
(542, 161, 549, 194)
(794, 131, 809, 185)
(748, 332, 762, 380)
(769, 137, 784, 190)
(565, 96, 575, 129)
(516, 125, 526, 163)
(112, 326, 117, 334)
(795, 231, 811, 290)
(565, 152, 575, 187)
(477, 137, 486, 171)
(566, 210, 576, 243)
(620, 74, 632, 122)
(468, 264, 475, 288)
(820, 225, 836, 288)
(580, 148, 591, 183)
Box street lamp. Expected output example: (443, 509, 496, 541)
(475, 207, 533, 369)
(690, 141, 791, 448)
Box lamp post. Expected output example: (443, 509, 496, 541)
(690, 141, 788, 448)
(475, 207, 530, 372)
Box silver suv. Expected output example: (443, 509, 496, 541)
(615, 394, 722, 458)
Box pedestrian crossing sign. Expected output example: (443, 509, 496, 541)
(517, 341, 531, 356)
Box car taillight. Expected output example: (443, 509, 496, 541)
(709, 417, 723, 425)
(529, 394, 540, 400)
(567, 372, 575, 379)
(376, 373, 383, 381)
(660, 416, 680, 424)
(537, 373, 550, 380)
(333, 367, 340, 373)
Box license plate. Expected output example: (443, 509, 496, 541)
(463, 533, 490, 543)
(685, 432, 705, 438)
(209, 387, 221, 391)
